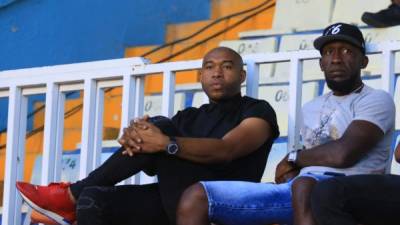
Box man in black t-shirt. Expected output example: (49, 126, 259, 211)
(16, 47, 279, 225)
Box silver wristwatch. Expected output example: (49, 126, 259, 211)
(287, 149, 300, 164)
(166, 136, 179, 155)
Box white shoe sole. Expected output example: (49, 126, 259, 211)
(19, 191, 72, 225)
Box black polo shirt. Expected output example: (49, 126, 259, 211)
(155, 94, 279, 223)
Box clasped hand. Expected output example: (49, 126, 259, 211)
(274, 154, 300, 184)
(118, 115, 169, 156)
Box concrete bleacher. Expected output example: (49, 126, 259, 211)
(240, 0, 334, 38)
(273, 0, 334, 32)
(331, 0, 389, 26)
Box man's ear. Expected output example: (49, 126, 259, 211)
(240, 69, 246, 83)
(319, 58, 325, 72)
(361, 55, 369, 69)
(199, 70, 203, 82)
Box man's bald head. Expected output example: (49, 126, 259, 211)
(203, 47, 244, 69)
(200, 47, 246, 103)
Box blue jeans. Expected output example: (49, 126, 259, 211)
(201, 173, 336, 225)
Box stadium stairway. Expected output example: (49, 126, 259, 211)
(124, 0, 276, 93)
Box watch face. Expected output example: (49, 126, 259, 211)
(167, 143, 179, 154)
(288, 151, 296, 162)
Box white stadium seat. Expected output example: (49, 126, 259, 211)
(332, 0, 390, 26)
(239, 0, 335, 38)
(273, 0, 334, 31)
(220, 38, 278, 84)
(192, 91, 208, 108)
(275, 33, 323, 82)
(361, 27, 400, 75)
(363, 77, 382, 90)
(259, 81, 319, 136)
(144, 93, 186, 116)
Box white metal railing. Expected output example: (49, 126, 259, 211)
(0, 42, 399, 225)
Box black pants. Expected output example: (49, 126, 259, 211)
(311, 174, 400, 225)
(75, 183, 168, 225)
(70, 116, 177, 225)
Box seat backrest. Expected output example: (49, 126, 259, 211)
(259, 81, 319, 136)
(275, 33, 322, 82)
(273, 0, 335, 31)
(191, 91, 208, 108)
(361, 27, 400, 75)
(332, 0, 390, 26)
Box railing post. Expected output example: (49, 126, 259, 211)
(79, 79, 97, 179)
(245, 60, 260, 98)
(162, 70, 175, 117)
(53, 92, 66, 182)
(42, 82, 64, 184)
(2, 86, 27, 225)
(381, 44, 395, 96)
(120, 74, 137, 133)
(287, 55, 303, 153)
(121, 76, 145, 185)
(92, 87, 104, 169)
(134, 77, 145, 118)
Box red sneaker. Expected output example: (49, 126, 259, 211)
(16, 182, 76, 225)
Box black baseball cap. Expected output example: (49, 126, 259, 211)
(314, 22, 366, 54)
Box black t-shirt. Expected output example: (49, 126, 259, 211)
(154, 94, 279, 223)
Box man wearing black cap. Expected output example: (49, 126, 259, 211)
(176, 22, 395, 225)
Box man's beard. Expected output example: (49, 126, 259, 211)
(325, 73, 359, 94)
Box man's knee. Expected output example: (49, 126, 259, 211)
(177, 183, 208, 222)
(76, 186, 110, 214)
(311, 178, 344, 212)
(292, 176, 317, 192)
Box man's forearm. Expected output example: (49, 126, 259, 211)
(295, 141, 359, 168)
(174, 137, 235, 164)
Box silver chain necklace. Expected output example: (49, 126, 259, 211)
(310, 83, 364, 146)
